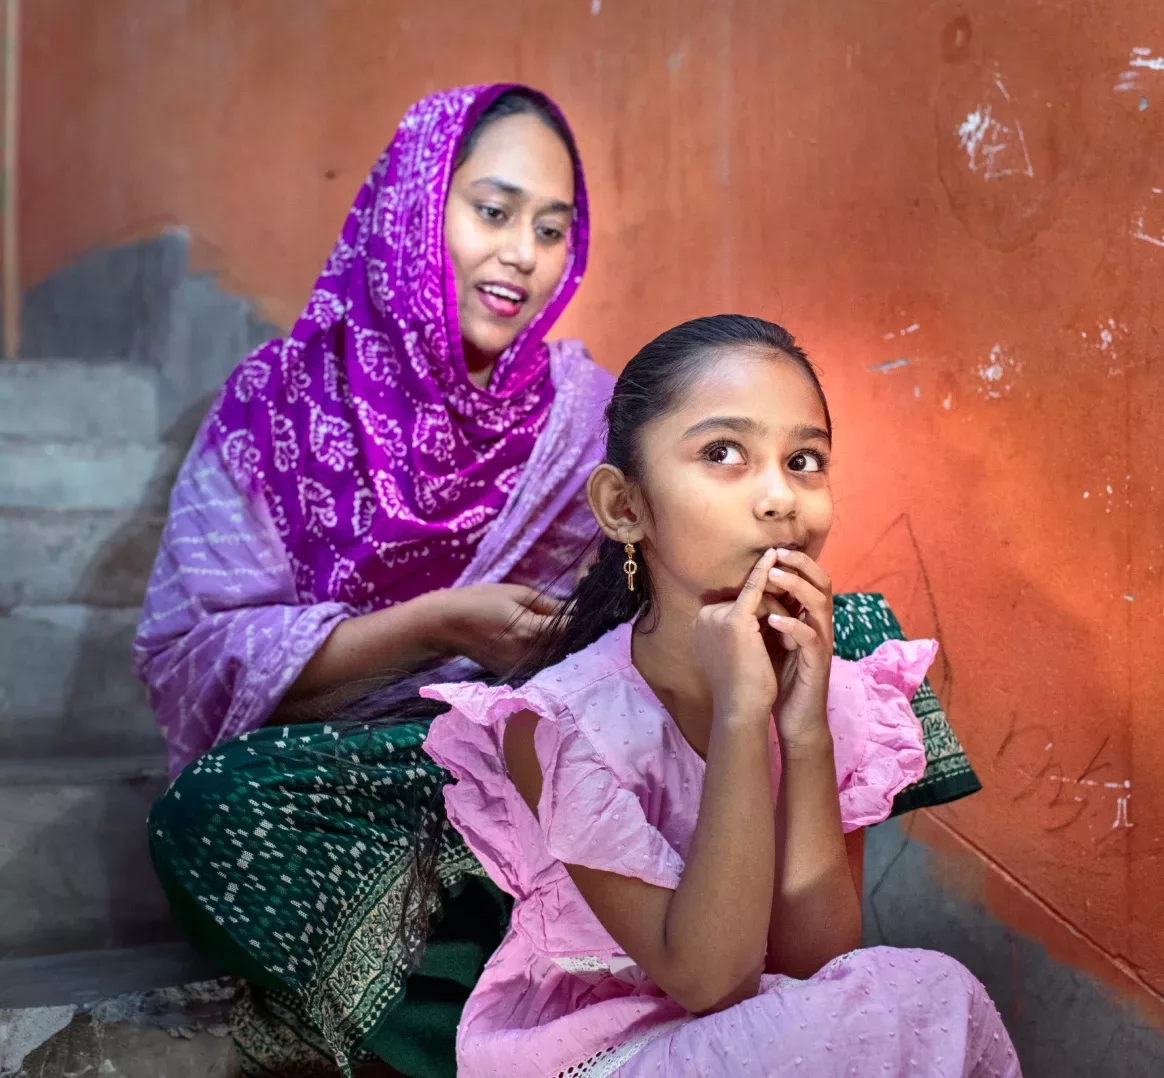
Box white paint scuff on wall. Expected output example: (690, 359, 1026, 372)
(1081, 318, 1131, 376)
(956, 74, 1034, 180)
(975, 344, 1022, 400)
(1115, 46, 1164, 92)
(1132, 186, 1164, 249)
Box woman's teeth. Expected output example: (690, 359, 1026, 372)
(480, 284, 523, 302)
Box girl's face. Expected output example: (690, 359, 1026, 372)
(444, 113, 576, 384)
(633, 349, 834, 607)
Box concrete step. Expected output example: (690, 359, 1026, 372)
(0, 359, 161, 443)
(0, 944, 222, 1009)
(0, 605, 160, 757)
(0, 436, 183, 511)
(0, 756, 177, 961)
(0, 506, 163, 607)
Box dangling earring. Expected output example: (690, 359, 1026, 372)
(623, 542, 638, 593)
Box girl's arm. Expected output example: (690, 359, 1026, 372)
(763, 550, 862, 976)
(766, 735, 863, 977)
(505, 552, 784, 1015)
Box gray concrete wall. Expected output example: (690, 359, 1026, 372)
(864, 820, 1164, 1076)
(15, 231, 279, 438)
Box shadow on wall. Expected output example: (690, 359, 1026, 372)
(864, 819, 1164, 1077)
(18, 229, 281, 440)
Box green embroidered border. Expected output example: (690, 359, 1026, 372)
(833, 592, 982, 815)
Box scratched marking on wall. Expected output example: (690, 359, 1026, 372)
(1114, 46, 1164, 94)
(1081, 318, 1131, 376)
(975, 344, 1021, 399)
(995, 723, 1134, 843)
(956, 74, 1034, 180)
(1131, 185, 1164, 249)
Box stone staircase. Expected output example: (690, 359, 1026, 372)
(0, 359, 216, 1009)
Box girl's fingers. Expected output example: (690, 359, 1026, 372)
(757, 596, 794, 621)
(767, 568, 831, 638)
(766, 614, 825, 656)
(774, 549, 832, 595)
(733, 549, 780, 617)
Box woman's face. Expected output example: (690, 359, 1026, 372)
(632, 349, 834, 613)
(445, 113, 576, 384)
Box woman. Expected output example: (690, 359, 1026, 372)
(138, 84, 612, 1077)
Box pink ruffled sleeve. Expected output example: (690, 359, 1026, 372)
(827, 639, 935, 831)
(422, 681, 685, 898)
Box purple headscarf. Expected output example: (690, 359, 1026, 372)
(209, 85, 589, 610)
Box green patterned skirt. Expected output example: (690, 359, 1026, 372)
(148, 593, 979, 1076)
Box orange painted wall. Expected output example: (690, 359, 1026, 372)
(20, 0, 1164, 1014)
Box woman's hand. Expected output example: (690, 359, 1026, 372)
(695, 549, 781, 722)
(424, 583, 562, 675)
(762, 549, 834, 748)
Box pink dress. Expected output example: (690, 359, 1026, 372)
(422, 623, 1021, 1077)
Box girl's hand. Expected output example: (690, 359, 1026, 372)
(763, 549, 834, 749)
(694, 549, 781, 721)
(422, 584, 562, 674)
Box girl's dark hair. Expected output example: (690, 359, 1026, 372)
(454, 89, 575, 171)
(515, 313, 830, 677)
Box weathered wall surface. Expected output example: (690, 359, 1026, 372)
(17, 0, 1164, 1057)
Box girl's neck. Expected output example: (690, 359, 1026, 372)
(630, 593, 716, 757)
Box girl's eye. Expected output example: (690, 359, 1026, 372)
(704, 442, 745, 465)
(537, 225, 564, 243)
(788, 451, 827, 473)
(477, 204, 505, 222)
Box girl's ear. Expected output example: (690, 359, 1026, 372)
(586, 464, 646, 545)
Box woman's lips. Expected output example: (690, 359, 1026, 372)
(476, 282, 527, 319)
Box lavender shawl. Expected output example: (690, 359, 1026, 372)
(135, 86, 612, 775)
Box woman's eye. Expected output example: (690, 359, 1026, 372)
(705, 442, 745, 465)
(788, 451, 825, 473)
(477, 204, 505, 222)
(537, 226, 564, 243)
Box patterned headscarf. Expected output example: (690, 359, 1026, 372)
(209, 85, 589, 610)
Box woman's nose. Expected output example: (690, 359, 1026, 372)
(498, 223, 537, 274)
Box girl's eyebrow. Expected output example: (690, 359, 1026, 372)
(681, 415, 765, 439)
(681, 416, 831, 444)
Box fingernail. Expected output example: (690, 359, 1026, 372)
(769, 568, 784, 579)
(775, 548, 791, 559)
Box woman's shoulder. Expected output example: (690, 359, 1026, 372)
(548, 339, 616, 400)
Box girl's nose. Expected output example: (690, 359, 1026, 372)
(755, 468, 796, 520)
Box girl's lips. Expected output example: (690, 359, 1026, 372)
(476, 283, 527, 319)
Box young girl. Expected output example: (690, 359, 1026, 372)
(422, 315, 1020, 1076)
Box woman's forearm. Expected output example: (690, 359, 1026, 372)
(285, 591, 447, 700)
(767, 733, 861, 977)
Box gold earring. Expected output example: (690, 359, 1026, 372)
(623, 543, 638, 593)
